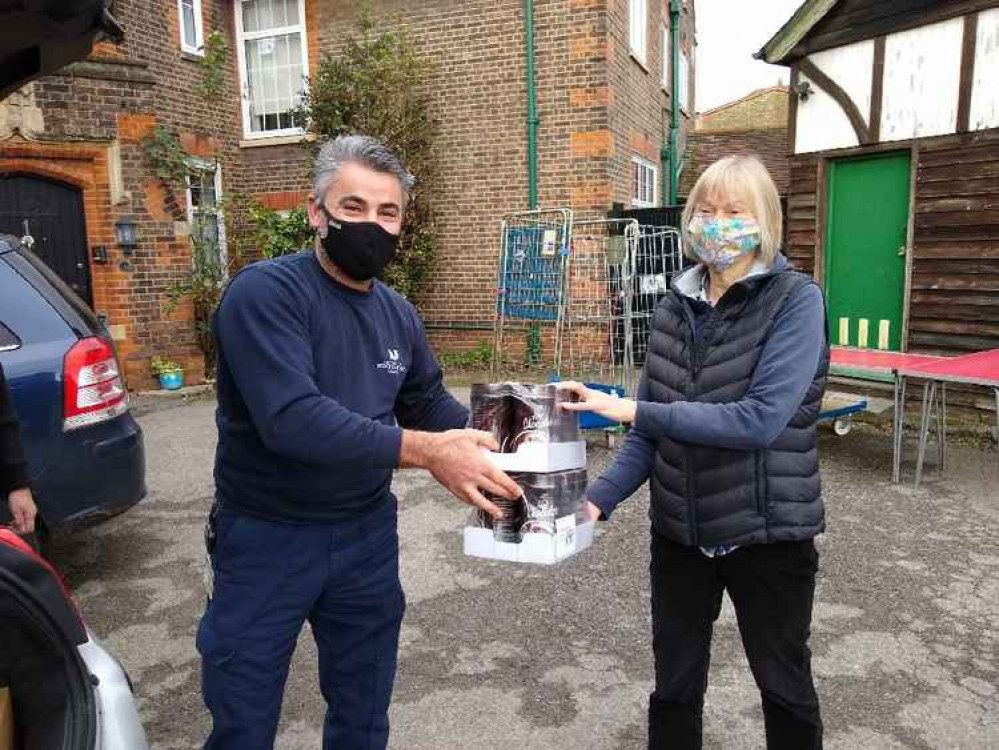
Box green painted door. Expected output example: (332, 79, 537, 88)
(825, 151, 910, 351)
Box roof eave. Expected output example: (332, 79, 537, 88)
(755, 0, 840, 66)
(0, 1, 124, 100)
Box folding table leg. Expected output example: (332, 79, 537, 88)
(893, 374, 906, 484)
(994, 388, 999, 447)
(994, 388, 998, 447)
(915, 380, 936, 488)
(938, 382, 947, 470)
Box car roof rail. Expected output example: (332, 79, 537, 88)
(0, 234, 21, 254)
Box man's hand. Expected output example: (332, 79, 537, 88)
(8, 487, 37, 535)
(557, 381, 637, 424)
(401, 429, 523, 519)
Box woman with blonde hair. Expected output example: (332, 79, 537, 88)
(561, 155, 828, 749)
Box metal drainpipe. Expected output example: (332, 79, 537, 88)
(524, 0, 542, 364)
(524, 0, 539, 211)
(668, 0, 681, 204)
(660, 106, 669, 207)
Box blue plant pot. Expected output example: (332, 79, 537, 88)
(158, 370, 184, 391)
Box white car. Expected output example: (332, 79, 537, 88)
(0, 529, 148, 750)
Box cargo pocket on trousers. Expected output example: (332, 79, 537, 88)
(196, 616, 237, 671)
(203, 502, 241, 600)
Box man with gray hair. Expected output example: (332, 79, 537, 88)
(198, 134, 519, 750)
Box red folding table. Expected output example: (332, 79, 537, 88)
(829, 347, 947, 484)
(895, 349, 999, 487)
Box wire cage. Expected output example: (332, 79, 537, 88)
(491, 208, 574, 381)
(558, 218, 640, 397)
(630, 225, 685, 369)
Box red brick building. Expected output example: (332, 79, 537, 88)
(0, 0, 697, 385)
(681, 85, 790, 197)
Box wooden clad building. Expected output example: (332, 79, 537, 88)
(758, 0, 999, 398)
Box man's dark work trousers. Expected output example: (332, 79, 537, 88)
(198, 496, 405, 750)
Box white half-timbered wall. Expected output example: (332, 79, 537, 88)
(881, 19, 964, 141)
(794, 10, 999, 154)
(795, 41, 873, 153)
(970, 8, 999, 131)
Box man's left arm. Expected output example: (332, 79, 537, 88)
(394, 306, 469, 432)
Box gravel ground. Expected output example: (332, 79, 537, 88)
(43, 396, 998, 749)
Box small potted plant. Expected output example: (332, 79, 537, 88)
(150, 356, 184, 391)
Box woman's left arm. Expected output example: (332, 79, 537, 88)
(635, 284, 826, 450)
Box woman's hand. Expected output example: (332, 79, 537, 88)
(557, 382, 637, 424)
(8, 487, 37, 535)
(582, 500, 602, 523)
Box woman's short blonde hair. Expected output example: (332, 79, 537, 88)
(681, 155, 783, 266)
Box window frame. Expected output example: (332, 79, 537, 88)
(660, 22, 669, 90)
(678, 49, 691, 113)
(629, 0, 648, 67)
(631, 155, 659, 208)
(234, 0, 311, 141)
(178, 0, 204, 56)
(184, 159, 228, 277)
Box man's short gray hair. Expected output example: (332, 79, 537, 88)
(313, 134, 415, 207)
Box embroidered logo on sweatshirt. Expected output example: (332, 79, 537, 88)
(377, 347, 407, 375)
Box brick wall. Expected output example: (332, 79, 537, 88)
(681, 129, 791, 196)
(606, 0, 695, 211)
(696, 86, 788, 132)
(680, 86, 790, 197)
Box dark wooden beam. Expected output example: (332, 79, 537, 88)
(788, 66, 800, 155)
(798, 56, 872, 146)
(794, 0, 998, 60)
(870, 36, 886, 143)
(957, 13, 979, 133)
(815, 156, 828, 286)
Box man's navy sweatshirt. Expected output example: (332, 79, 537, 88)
(213, 251, 469, 524)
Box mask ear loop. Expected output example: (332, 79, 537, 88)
(318, 206, 341, 237)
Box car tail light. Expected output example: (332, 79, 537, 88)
(63, 337, 129, 431)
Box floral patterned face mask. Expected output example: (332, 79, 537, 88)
(687, 215, 762, 269)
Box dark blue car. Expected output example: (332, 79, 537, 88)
(0, 234, 145, 534)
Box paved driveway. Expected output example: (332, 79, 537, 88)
(45, 398, 998, 749)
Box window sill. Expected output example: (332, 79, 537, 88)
(180, 50, 205, 62)
(630, 51, 649, 73)
(239, 132, 316, 148)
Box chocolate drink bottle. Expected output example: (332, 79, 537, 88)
(519, 472, 558, 535)
(506, 384, 580, 451)
(491, 493, 527, 542)
(469, 383, 513, 452)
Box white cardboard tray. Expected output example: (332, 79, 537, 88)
(483, 441, 586, 474)
(463, 518, 594, 565)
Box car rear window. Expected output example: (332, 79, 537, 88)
(0, 322, 19, 351)
(0, 258, 75, 345)
(15, 248, 103, 334)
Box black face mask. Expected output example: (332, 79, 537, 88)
(319, 211, 400, 282)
